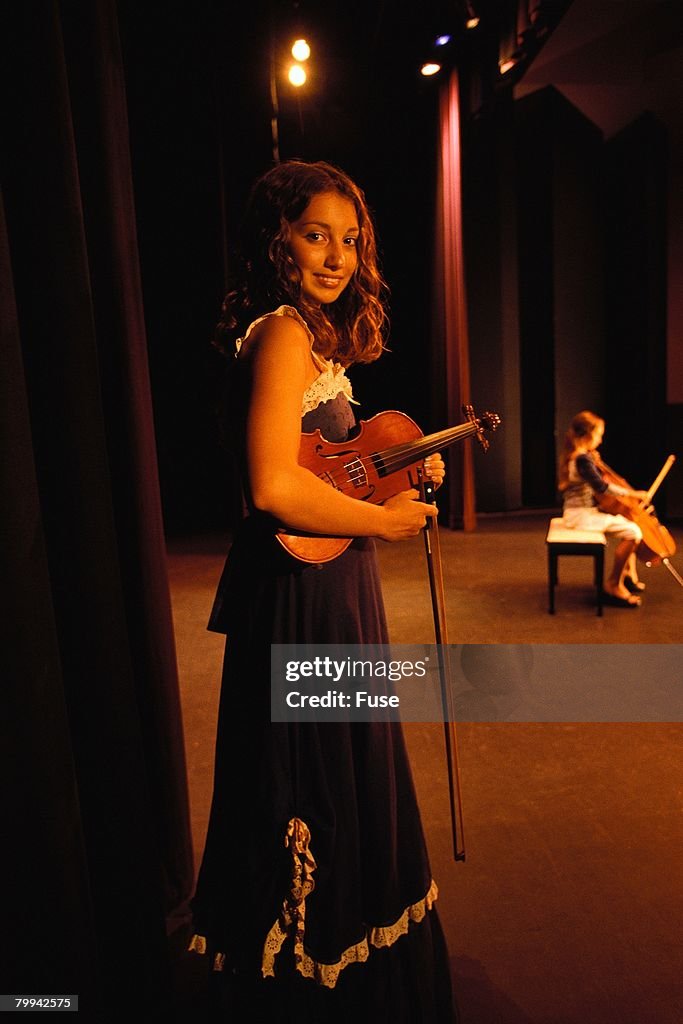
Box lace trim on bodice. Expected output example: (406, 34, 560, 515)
(301, 363, 356, 416)
(235, 305, 358, 417)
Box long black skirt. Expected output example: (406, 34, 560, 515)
(190, 519, 457, 1022)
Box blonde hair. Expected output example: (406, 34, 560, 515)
(558, 410, 604, 492)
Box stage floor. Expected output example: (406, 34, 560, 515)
(168, 513, 683, 1023)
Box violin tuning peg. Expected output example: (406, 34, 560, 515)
(482, 411, 501, 432)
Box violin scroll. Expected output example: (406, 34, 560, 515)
(462, 404, 501, 453)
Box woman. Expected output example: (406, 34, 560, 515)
(558, 410, 648, 607)
(189, 160, 457, 1022)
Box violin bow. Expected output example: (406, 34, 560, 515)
(417, 465, 466, 862)
(414, 404, 499, 859)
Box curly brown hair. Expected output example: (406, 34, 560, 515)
(558, 410, 605, 491)
(214, 160, 388, 366)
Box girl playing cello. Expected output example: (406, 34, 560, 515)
(559, 410, 649, 607)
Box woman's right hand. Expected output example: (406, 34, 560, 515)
(378, 489, 438, 542)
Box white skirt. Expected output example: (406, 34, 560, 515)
(562, 506, 642, 543)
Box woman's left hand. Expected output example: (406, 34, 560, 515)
(424, 453, 446, 489)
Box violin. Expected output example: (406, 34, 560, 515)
(277, 404, 500, 563)
(594, 453, 677, 566)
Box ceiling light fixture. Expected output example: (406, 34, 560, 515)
(291, 38, 310, 62)
(288, 64, 307, 86)
(465, 2, 480, 29)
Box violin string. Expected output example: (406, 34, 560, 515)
(329, 427, 478, 490)
(320, 424, 478, 492)
(322, 430, 471, 490)
(365, 425, 478, 472)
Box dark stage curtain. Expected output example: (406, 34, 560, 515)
(1, 1, 193, 1013)
(433, 70, 476, 531)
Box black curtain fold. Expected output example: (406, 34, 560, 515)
(1, 186, 100, 1003)
(1, 0, 193, 1012)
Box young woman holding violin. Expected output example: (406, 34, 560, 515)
(559, 410, 649, 607)
(189, 161, 456, 1022)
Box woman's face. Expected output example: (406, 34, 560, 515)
(287, 192, 359, 306)
(588, 423, 604, 450)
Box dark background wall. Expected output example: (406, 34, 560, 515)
(113, 0, 682, 533)
(516, 87, 606, 508)
(516, 0, 683, 516)
(604, 115, 668, 489)
(117, 0, 445, 534)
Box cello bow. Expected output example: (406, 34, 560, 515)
(634, 455, 683, 587)
(641, 454, 676, 508)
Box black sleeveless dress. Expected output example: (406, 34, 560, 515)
(189, 309, 457, 1023)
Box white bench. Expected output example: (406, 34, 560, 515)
(545, 517, 606, 616)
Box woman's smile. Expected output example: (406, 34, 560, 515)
(315, 273, 344, 288)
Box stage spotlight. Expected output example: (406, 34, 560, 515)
(499, 57, 516, 74)
(291, 38, 310, 62)
(288, 63, 307, 86)
(421, 62, 441, 77)
(465, 2, 480, 29)
(435, 34, 451, 46)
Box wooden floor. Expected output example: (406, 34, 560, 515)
(168, 514, 683, 1023)
(377, 512, 683, 645)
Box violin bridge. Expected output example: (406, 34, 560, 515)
(344, 455, 369, 489)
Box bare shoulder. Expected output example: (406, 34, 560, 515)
(239, 311, 311, 366)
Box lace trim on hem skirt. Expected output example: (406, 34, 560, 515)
(188, 816, 439, 990)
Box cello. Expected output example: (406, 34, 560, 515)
(594, 453, 682, 586)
